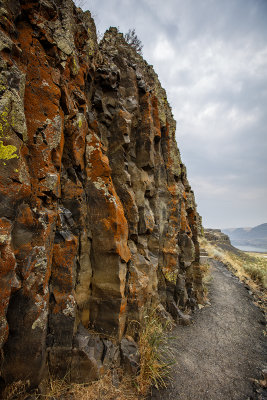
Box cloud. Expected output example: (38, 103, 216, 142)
(153, 36, 175, 60)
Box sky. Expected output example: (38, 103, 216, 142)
(76, 0, 267, 229)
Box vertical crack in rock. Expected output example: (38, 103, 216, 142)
(0, 0, 203, 390)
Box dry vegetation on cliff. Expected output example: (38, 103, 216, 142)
(3, 311, 172, 400)
(44, 310, 173, 399)
(3, 372, 140, 400)
(42, 372, 140, 400)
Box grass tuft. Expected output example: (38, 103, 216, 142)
(38, 370, 141, 400)
(200, 262, 212, 300)
(136, 308, 175, 396)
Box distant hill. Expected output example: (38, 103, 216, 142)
(222, 223, 267, 249)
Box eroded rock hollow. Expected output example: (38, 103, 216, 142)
(0, 0, 203, 388)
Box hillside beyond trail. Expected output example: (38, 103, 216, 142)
(151, 260, 267, 400)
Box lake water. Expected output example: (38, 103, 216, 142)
(234, 244, 267, 253)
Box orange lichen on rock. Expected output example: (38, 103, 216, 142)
(180, 200, 192, 235)
(0, 2, 203, 390)
(86, 126, 130, 262)
(0, 218, 17, 347)
(51, 236, 79, 315)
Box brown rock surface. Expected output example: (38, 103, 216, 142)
(0, 0, 203, 390)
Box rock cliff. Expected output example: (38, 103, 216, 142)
(204, 229, 231, 244)
(0, 0, 203, 390)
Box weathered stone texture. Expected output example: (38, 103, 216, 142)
(0, 0, 203, 390)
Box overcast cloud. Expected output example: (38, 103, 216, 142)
(78, 0, 267, 229)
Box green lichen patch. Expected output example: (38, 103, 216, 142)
(78, 117, 83, 128)
(0, 140, 19, 160)
(70, 55, 79, 76)
(87, 38, 95, 56)
(0, 83, 6, 93)
(0, 107, 9, 138)
(0, 83, 28, 142)
(75, 113, 85, 129)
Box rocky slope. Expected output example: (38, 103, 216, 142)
(0, 0, 203, 391)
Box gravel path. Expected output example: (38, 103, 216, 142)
(150, 259, 267, 400)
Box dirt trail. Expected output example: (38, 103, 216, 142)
(151, 260, 267, 400)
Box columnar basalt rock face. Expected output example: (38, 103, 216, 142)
(0, 0, 203, 390)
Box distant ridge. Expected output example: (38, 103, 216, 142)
(222, 223, 267, 249)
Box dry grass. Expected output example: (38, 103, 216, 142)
(38, 370, 141, 400)
(136, 308, 174, 396)
(200, 262, 212, 300)
(40, 309, 174, 399)
(3, 308, 173, 400)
